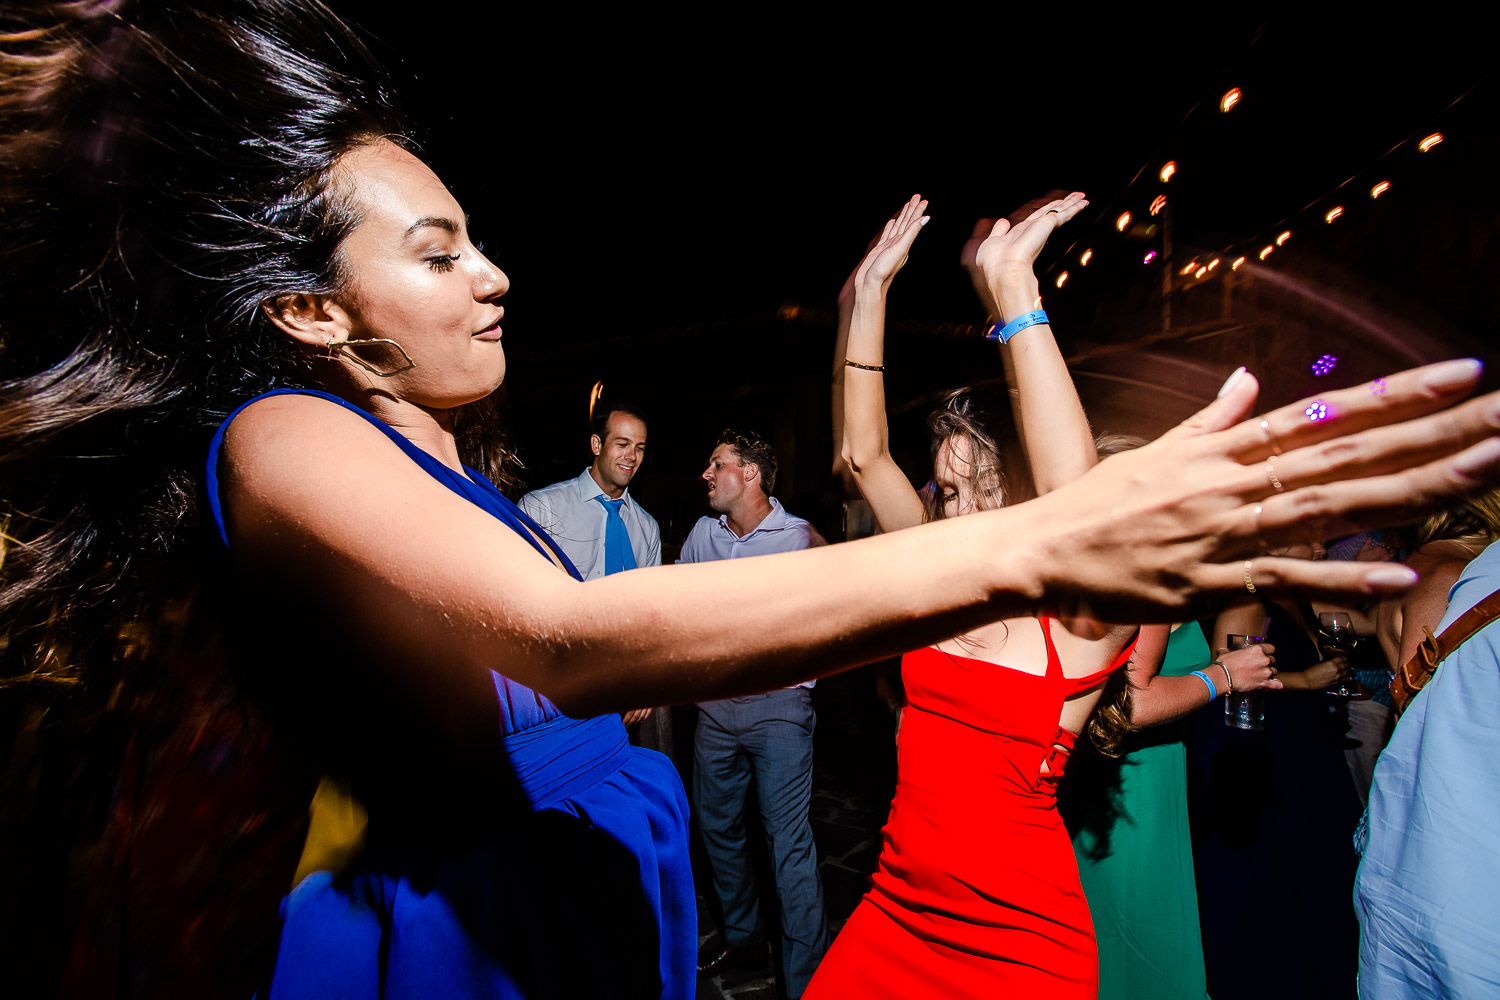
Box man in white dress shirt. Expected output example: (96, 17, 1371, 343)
(681, 429, 829, 999)
(520, 403, 665, 746)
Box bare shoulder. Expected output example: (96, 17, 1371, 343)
(222, 393, 397, 480)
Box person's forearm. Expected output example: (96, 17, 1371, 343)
(1131, 671, 1220, 727)
(990, 271, 1097, 495)
(840, 289, 894, 471)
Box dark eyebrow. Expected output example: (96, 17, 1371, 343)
(404, 214, 468, 239)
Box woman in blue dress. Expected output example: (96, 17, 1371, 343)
(1, 2, 1497, 997)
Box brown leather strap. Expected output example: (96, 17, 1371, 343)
(1392, 586, 1500, 717)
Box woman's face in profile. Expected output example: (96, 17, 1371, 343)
(329, 140, 510, 407)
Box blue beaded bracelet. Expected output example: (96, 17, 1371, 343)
(985, 309, 1050, 343)
(1190, 669, 1219, 699)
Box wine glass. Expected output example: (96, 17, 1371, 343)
(1316, 611, 1364, 698)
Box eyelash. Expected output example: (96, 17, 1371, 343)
(426, 254, 460, 273)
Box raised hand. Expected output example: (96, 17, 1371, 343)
(973, 191, 1088, 283)
(853, 194, 930, 295)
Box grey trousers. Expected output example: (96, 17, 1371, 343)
(694, 688, 829, 997)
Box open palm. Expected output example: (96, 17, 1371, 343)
(854, 193, 930, 292)
(973, 191, 1087, 280)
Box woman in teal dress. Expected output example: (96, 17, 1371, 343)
(1064, 622, 1278, 1000)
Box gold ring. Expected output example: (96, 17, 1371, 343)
(1252, 503, 1266, 549)
(1243, 559, 1257, 594)
(1266, 457, 1285, 493)
(1258, 419, 1284, 456)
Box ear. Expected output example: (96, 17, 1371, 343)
(261, 292, 352, 349)
(590, 434, 603, 457)
(741, 462, 759, 485)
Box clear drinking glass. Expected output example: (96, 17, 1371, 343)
(1224, 633, 1267, 730)
(1317, 610, 1364, 698)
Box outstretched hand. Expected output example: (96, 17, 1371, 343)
(972, 191, 1087, 283)
(852, 194, 929, 296)
(1021, 358, 1500, 622)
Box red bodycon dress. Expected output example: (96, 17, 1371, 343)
(806, 618, 1136, 999)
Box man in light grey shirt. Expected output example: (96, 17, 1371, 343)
(520, 403, 666, 748)
(682, 429, 829, 998)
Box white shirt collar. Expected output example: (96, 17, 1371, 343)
(573, 466, 633, 509)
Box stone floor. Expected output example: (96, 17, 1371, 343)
(694, 761, 893, 1000)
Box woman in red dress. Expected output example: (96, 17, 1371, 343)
(807, 194, 1140, 998)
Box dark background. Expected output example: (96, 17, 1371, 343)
(339, 5, 1499, 550)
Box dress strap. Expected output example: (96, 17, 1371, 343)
(1038, 616, 1063, 679)
(205, 388, 583, 580)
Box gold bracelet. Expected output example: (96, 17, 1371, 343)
(844, 359, 885, 372)
(1211, 659, 1233, 695)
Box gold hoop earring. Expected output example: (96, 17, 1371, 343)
(325, 337, 416, 377)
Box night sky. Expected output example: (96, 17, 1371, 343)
(337, 6, 1498, 548)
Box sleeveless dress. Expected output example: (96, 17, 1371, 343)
(1065, 622, 1210, 1000)
(805, 618, 1137, 999)
(205, 389, 695, 999)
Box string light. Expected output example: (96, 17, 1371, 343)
(1116, 212, 1131, 231)
(1208, 258, 1221, 270)
(1195, 266, 1208, 279)
(1150, 195, 1167, 216)
(1232, 256, 1246, 270)
(589, 381, 605, 423)
(1080, 249, 1093, 265)
(1160, 161, 1177, 182)
(1056, 271, 1069, 288)
(1311, 354, 1338, 376)
(1371, 180, 1391, 198)
(1180, 262, 1198, 276)
(1142, 251, 1157, 264)
(1325, 206, 1344, 222)
(1419, 132, 1444, 152)
(1259, 245, 1274, 260)
(1276, 231, 1292, 246)
(1220, 88, 1242, 112)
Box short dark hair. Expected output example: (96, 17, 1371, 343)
(592, 402, 648, 442)
(715, 429, 777, 497)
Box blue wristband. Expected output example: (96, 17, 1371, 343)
(985, 309, 1049, 343)
(1191, 669, 1219, 700)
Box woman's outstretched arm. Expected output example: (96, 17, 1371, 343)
(839, 194, 930, 533)
(966, 193, 1098, 497)
(223, 358, 1500, 724)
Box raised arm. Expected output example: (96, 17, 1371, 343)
(1125, 625, 1281, 729)
(839, 194, 930, 532)
(967, 193, 1098, 496)
(223, 358, 1500, 730)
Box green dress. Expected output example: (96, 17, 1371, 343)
(1064, 623, 1210, 1000)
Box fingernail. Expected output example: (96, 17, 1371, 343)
(919, 216, 930, 227)
(1453, 437, 1500, 475)
(1216, 366, 1248, 398)
(1365, 566, 1419, 588)
(1422, 358, 1483, 391)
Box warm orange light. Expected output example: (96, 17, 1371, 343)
(1195, 266, 1208, 279)
(1150, 195, 1167, 216)
(1325, 206, 1344, 223)
(1080, 249, 1093, 266)
(1160, 161, 1177, 182)
(1259, 245, 1274, 260)
(1056, 271, 1069, 288)
(1116, 212, 1131, 232)
(1232, 256, 1247, 270)
(1419, 132, 1444, 152)
(589, 381, 605, 423)
(1371, 180, 1391, 198)
(1208, 258, 1221, 270)
(1220, 88, 1242, 112)
(1180, 262, 1198, 276)
(1276, 230, 1292, 246)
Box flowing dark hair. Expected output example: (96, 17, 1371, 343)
(921, 390, 1006, 521)
(0, 0, 519, 690)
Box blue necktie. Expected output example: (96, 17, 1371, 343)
(596, 497, 637, 574)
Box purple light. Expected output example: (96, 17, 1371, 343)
(1371, 378, 1388, 396)
(1305, 400, 1329, 422)
(1311, 353, 1338, 376)
(1142, 251, 1157, 264)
